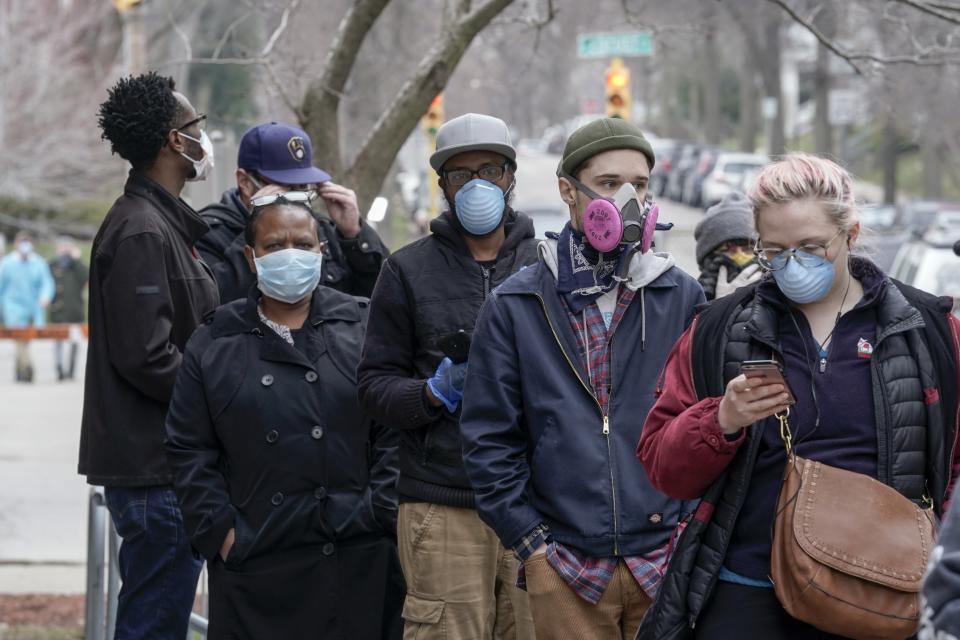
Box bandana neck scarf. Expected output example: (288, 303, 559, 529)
(552, 222, 629, 313)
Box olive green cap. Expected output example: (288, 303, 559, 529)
(557, 117, 655, 177)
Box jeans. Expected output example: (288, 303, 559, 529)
(104, 485, 203, 640)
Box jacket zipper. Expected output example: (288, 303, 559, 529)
(534, 293, 619, 555)
(481, 266, 491, 299)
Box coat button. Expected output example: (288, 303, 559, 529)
(261, 374, 274, 387)
(265, 429, 279, 443)
(322, 542, 335, 556)
(311, 425, 324, 440)
(271, 492, 284, 506)
(305, 371, 318, 383)
(313, 486, 327, 500)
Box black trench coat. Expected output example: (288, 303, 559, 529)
(165, 287, 403, 640)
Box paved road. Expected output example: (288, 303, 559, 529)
(0, 339, 89, 592)
(0, 157, 705, 593)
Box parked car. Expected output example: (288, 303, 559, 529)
(683, 148, 720, 208)
(889, 227, 960, 318)
(665, 143, 705, 202)
(700, 153, 769, 209)
(650, 139, 680, 197)
(859, 203, 905, 272)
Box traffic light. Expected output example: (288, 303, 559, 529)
(423, 94, 444, 136)
(112, 0, 143, 12)
(605, 58, 631, 120)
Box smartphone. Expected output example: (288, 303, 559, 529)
(739, 359, 796, 405)
(437, 330, 472, 364)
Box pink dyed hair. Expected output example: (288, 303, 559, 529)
(747, 153, 858, 231)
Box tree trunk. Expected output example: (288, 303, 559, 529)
(739, 58, 758, 152)
(762, 17, 785, 157)
(882, 113, 898, 205)
(299, 0, 392, 182)
(345, 0, 514, 209)
(703, 24, 721, 145)
(812, 4, 834, 156)
(922, 138, 943, 199)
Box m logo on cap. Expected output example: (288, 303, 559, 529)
(287, 136, 306, 162)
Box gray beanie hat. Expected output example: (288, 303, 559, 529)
(694, 192, 757, 268)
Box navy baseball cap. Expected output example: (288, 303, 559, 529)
(237, 122, 332, 185)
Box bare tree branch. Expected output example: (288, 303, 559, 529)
(300, 0, 392, 179)
(344, 0, 515, 207)
(895, 0, 960, 26)
(260, 0, 302, 58)
(211, 12, 253, 60)
(765, 0, 960, 69)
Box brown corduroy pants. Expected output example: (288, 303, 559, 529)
(523, 554, 652, 640)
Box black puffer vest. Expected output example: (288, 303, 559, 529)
(638, 264, 957, 640)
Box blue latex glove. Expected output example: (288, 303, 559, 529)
(426, 357, 468, 413)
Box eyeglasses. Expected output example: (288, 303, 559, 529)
(443, 162, 511, 187)
(755, 228, 845, 271)
(250, 190, 317, 210)
(177, 113, 207, 132)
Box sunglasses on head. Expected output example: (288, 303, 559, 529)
(249, 190, 317, 210)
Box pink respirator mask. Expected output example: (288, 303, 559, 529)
(564, 176, 669, 253)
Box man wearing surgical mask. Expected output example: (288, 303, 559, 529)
(79, 72, 219, 639)
(459, 117, 705, 638)
(358, 113, 539, 639)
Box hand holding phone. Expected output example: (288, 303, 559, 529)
(436, 330, 472, 364)
(717, 360, 795, 434)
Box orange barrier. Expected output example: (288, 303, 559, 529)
(0, 324, 88, 340)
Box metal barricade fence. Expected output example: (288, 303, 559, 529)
(84, 487, 209, 640)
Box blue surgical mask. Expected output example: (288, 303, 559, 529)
(253, 248, 323, 304)
(772, 251, 835, 304)
(454, 178, 509, 236)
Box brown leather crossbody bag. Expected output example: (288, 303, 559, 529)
(770, 411, 938, 640)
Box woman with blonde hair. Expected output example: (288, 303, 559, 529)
(636, 153, 960, 639)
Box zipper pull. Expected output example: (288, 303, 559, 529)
(818, 357, 827, 373)
(603, 415, 610, 435)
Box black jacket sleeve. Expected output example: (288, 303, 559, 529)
(357, 260, 440, 430)
(333, 220, 389, 297)
(101, 232, 182, 403)
(368, 418, 400, 533)
(164, 330, 235, 561)
(212, 234, 256, 303)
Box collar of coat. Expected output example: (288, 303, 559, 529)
(208, 285, 364, 339)
(124, 170, 210, 245)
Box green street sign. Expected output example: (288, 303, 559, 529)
(577, 32, 654, 59)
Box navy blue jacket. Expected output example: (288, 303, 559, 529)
(460, 254, 704, 558)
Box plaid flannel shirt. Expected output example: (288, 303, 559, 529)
(513, 285, 680, 604)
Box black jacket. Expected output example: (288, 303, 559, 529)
(164, 287, 399, 563)
(357, 210, 540, 508)
(48, 254, 88, 323)
(196, 188, 389, 302)
(638, 266, 959, 640)
(78, 171, 220, 487)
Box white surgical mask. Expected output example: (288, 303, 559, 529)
(179, 130, 214, 182)
(254, 248, 323, 304)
